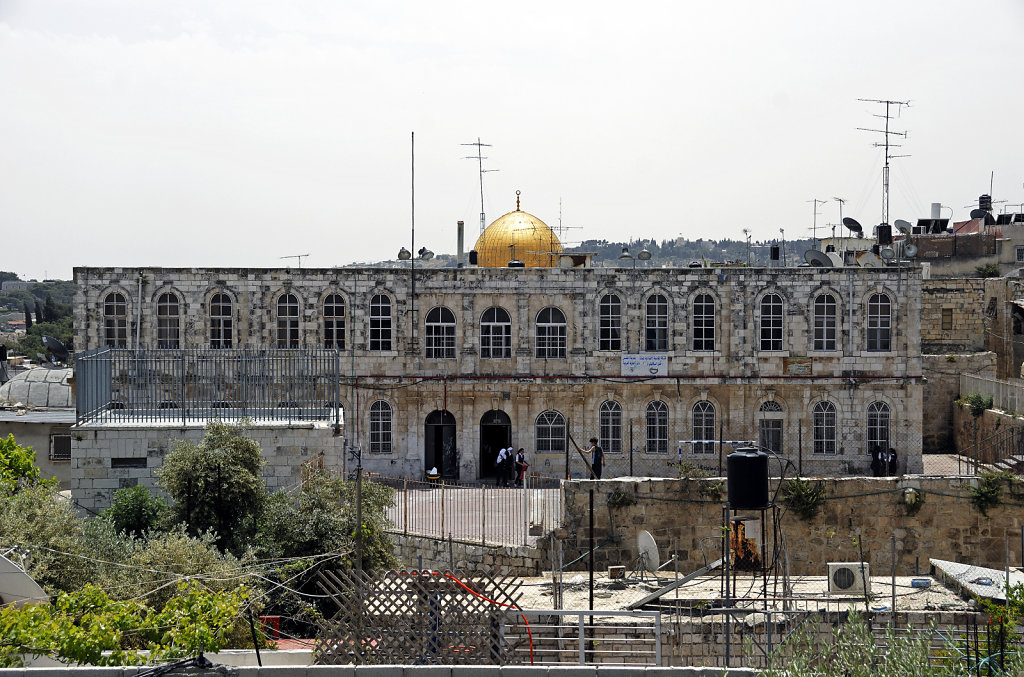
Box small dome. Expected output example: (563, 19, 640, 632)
(473, 194, 563, 268)
(0, 367, 73, 409)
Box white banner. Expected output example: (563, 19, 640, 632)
(621, 353, 668, 377)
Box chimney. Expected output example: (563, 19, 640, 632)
(457, 221, 465, 267)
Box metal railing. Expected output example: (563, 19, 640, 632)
(379, 474, 564, 546)
(961, 374, 1024, 416)
(75, 347, 342, 426)
(507, 609, 662, 665)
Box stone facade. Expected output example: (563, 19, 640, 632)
(72, 421, 343, 513)
(74, 265, 924, 481)
(920, 278, 990, 354)
(921, 353, 996, 453)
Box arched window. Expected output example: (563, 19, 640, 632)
(645, 294, 669, 352)
(867, 293, 892, 351)
(480, 307, 512, 358)
(369, 294, 392, 351)
(536, 410, 566, 454)
(813, 293, 837, 351)
(813, 401, 837, 455)
(599, 294, 622, 351)
(646, 400, 668, 454)
(276, 293, 299, 348)
(103, 292, 128, 348)
(323, 294, 346, 350)
(369, 401, 393, 454)
(424, 306, 456, 359)
(759, 293, 784, 351)
(758, 401, 784, 453)
(156, 292, 180, 349)
(209, 293, 233, 349)
(535, 307, 567, 359)
(599, 400, 623, 453)
(867, 401, 891, 451)
(692, 401, 715, 454)
(692, 293, 715, 351)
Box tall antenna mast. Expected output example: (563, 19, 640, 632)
(462, 137, 499, 234)
(807, 198, 828, 242)
(857, 98, 910, 226)
(280, 253, 310, 268)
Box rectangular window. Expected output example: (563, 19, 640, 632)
(645, 295, 669, 352)
(1017, 246, 1024, 263)
(692, 294, 715, 351)
(760, 294, 784, 351)
(758, 420, 782, 454)
(111, 457, 147, 469)
(867, 294, 892, 352)
(813, 294, 837, 351)
(599, 295, 622, 351)
(50, 434, 72, 461)
(369, 296, 393, 351)
(941, 308, 953, 331)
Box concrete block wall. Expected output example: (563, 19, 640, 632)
(71, 422, 345, 513)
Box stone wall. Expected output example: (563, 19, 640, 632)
(920, 279, 989, 353)
(952, 403, 1024, 461)
(921, 353, 995, 453)
(560, 476, 1024, 576)
(390, 533, 546, 575)
(71, 421, 345, 513)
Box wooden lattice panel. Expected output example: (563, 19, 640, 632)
(314, 569, 527, 665)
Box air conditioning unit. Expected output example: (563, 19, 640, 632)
(828, 562, 870, 595)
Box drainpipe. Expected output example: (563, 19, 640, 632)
(136, 272, 143, 349)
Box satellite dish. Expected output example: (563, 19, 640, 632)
(894, 219, 912, 235)
(842, 217, 863, 234)
(879, 246, 896, 261)
(42, 336, 69, 362)
(0, 554, 48, 608)
(826, 252, 845, 267)
(637, 530, 660, 572)
(804, 250, 834, 267)
(36, 353, 50, 365)
(904, 244, 918, 258)
(970, 209, 988, 220)
(855, 250, 885, 268)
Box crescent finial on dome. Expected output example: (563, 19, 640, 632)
(516, 190, 520, 211)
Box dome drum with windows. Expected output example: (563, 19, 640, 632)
(473, 191, 563, 268)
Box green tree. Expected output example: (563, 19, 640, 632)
(23, 302, 32, 330)
(0, 434, 55, 493)
(156, 420, 266, 553)
(0, 582, 254, 667)
(101, 484, 170, 537)
(34, 300, 44, 326)
(43, 294, 57, 322)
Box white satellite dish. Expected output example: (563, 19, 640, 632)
(803, 250, 834, 267)
(893, 219, 913, 235)
(855, 250, 885, 268)
(904, 243, 918, 258)
(637, 529, 660, 573)
(879, 246, 896, 261)
(0, 554, 48, 607)
(826, 252, 844, 267)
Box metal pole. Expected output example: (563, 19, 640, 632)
(355, 465, 363, 571)
(798, 425, 803, 476)
(403, 477, 408, 536)
(565, 416, 571, 480)
(629, 422, 634, 476)
(481, 484, 486, 546)
(891, 533, 897, 618)
(589, 488, 595, 613)
(440, 479, 446, 537)
(522, 474, 529, 546)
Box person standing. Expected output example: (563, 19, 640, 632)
(583, 437, 604, 479)
(495, 447, 509, 486)
(514, 448, 528, 486)
(869, 444, 884, 477)
(887, 448, 899, 476)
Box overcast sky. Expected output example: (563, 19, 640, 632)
(2, 0, 1023, 280)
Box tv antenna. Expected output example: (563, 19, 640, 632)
(281, 253, 310, 268)
(807, 198, 828, 241)
(462, 137, 499, 234)
(857, 98, 910, 227)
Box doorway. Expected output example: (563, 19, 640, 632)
(424, 410, 458, 479)
(479, 410, 511, 480)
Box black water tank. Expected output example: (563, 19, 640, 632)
(727, 447, 770, 510)
(980, 194, 993, 212)
(769, 245, 780, 261)
(877, 224, 892, 245)
(468, 250, 479, 265)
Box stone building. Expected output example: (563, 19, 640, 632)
(72, 206, 924, 508)
(0, 366, 75, 488)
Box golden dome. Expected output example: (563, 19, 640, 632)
(473, 194, 563, 268)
